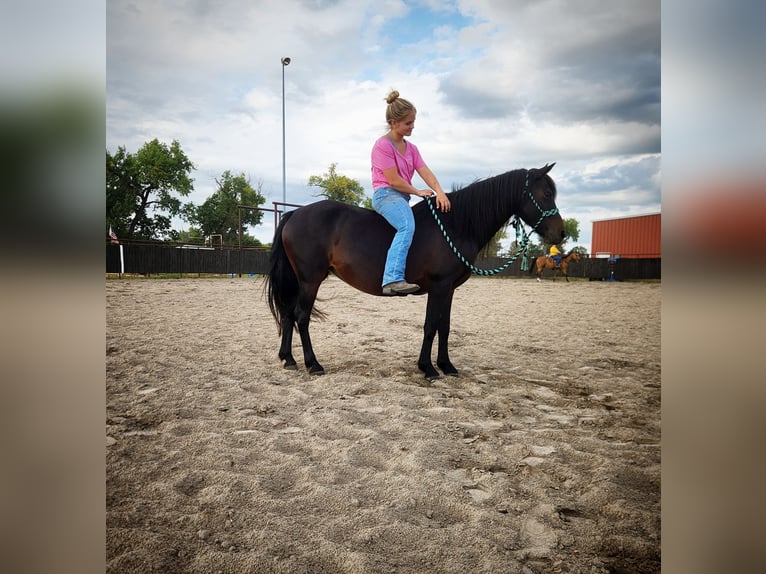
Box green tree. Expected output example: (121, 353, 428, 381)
(482, 229, 508, 258)
(189, 171, 266, 245)
(503, 217, 581, 257)
(563, 219, 588, 256)
(563, 218, 580, 245)
(505, 238, 545, 258)
(308, 162, 367, 206)
(537, 218, 581, 252)
(106, 139, 195, 240)
(106, 146, 136, 238)
(570, 245, 589, 256)
(176, 227, 206, 244)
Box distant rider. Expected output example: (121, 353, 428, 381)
(549, 244, 562, 267)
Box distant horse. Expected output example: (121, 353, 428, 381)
(532, 251, 581, 282)
(266, 164, 565, 380)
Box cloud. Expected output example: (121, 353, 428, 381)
(107, 0, 662, 252)
(439, 0, 660, 128)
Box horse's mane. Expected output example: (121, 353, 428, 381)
(448, 170, 526, 233)
(414, 169, 536, 248)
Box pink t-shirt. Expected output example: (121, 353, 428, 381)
(371, 135, 426, 190)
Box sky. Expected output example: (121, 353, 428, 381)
(106, 0, 662, 253)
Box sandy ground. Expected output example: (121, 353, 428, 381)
(106, 276, 660, 573)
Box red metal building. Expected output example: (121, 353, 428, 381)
(591, 213, 661, 258)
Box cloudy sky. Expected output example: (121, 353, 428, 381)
(107, 0, 661, 252)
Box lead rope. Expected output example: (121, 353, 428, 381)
(424, 171, 559, 276)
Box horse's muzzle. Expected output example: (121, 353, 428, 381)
(541, 215, 566, 245)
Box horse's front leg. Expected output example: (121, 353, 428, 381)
(435, 289, 458, 377)
(418, 289, 455, 380)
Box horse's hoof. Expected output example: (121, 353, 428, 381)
(438, 364, 459, 377)
(308, 366, 325, 376)
(283, 362, 298, 370)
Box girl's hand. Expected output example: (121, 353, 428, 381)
(417, 189, 450, 212)
(435, 191, 451, 212)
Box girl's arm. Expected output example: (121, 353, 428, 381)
(416, 165, 451, 212)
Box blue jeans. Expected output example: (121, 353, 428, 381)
(373, 187, 415, 286)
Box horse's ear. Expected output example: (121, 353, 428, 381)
(541, 162, 556, 174)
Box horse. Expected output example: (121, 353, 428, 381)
(266, 163, 565, 380)
(532, 250, 581, 282)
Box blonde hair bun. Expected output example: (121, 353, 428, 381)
(385, 90, 400, 104)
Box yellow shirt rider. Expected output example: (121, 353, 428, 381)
(549, 244, 562, 267)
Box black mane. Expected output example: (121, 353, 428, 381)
(413, 169, 531, 249)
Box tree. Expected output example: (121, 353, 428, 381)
(505, 237, 545, 258)
(189, 171, 266, 245)
(563, 218, 580, 245)
(176, 227, 206, 244)
(482, 229, 508, 258)
(570, 245, 589, 256)
(106, 139, 195, 240)
(308, 162, 367, 206)
(106, 146, 137, 238)
(535, 217, 581, 252)
(503, 217, 582, 257)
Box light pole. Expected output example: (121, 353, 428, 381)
(281, 56, 291, 207)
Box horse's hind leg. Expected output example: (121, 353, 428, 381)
(295, 283, 325, 376)
(418, 289, 456, 380)
(278, 315, 298, 370)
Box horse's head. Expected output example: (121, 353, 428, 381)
(519, 163, 565, 246)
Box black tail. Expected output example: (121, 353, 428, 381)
(265, 211, 298, 336)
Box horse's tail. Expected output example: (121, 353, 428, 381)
(265, 211, 298, 336)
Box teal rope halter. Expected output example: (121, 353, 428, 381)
(425, 171, 559, 275)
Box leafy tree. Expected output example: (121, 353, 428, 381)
(308, 162, 367, 206)
(482, 229, 508, 258)
(503, 217, 582, 257)
(106, 146, 137, 238)
(564, 218, 588, 256)
(189, 171, 266, 245)
(106, 139, 195, 240)
(563, 218, 580, 245)
(505, 238, 545, 258)
(570, 245, 589, 256)
(537, 217, 581, 252)
(176, 227, 206, 244)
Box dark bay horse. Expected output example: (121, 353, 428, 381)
(532, 251, 581, 282)
(266, 163, 565, 380)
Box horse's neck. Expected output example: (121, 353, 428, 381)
(473, 174, 524, 245)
